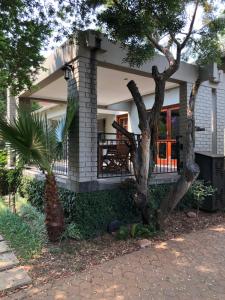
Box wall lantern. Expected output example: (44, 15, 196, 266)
(62, 63, 74, 81)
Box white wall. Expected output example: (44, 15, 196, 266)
(37, 104, 66, 120)
(129, 88, 179, 134)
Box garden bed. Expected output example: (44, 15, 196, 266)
(19, 210, 225, 287)
(2, 209, 225, 298)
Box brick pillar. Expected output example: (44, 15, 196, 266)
(6, 89, 18, 167)
(67, 54, 98, 191)
(179, 82, 193, 166)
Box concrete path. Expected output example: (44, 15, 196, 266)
(0, 235, 31, 293)
(4, 224, 225, 300)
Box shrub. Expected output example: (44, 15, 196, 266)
(178, 180, 216, 211)
(0, 168, 8, 196)
(0, 150, 7, 168)
(19, 177, 140, 239)
(63, 223, 82, 240)
(115, 226, 130, 240)
(130, 223, 156, 239)
(24, 177, 214, 239)
(18, 203, 47, 245)
(0, 199, 46, 260)
(18, 177, 45, 210)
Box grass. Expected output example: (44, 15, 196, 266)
(0, 197, 47, 260)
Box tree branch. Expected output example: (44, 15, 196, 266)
(181, 0, 199, 50)
(127, 80, 149, 131)
(147, 34, 175, 66)
(112, 120, 137, 153)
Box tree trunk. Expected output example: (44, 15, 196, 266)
(158, 79, 202, 227)
(44, 173, 64, 242)
(134, 130, 151, 224)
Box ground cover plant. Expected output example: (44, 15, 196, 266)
(0, 198, 47, 260)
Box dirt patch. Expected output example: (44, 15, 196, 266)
(24, 210, 225, 285)
(2, 210, 225, 298)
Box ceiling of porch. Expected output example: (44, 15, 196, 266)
(28, 66, 179, 106)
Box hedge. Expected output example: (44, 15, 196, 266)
(19, 177, 140, 239)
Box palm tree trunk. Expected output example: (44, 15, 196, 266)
(44, 173, 64, 242)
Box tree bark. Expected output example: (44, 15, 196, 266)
(158, 79, 202, 226)
(44, 173, 64, 242)
(149, 69, 166, 168)
(112, 80, 152, 224)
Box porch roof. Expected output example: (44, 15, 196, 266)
(19, 30, 197, 106)
(24, 66, 179, 107)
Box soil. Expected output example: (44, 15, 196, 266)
(2, 210, 225, 298)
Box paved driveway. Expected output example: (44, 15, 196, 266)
(5, 224, 225, 300)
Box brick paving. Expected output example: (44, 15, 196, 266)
(4, 224, 225, 300)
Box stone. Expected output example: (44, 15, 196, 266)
(137, 239, 152, 249)
(0, 267, 32, 292)
(0, 241, 10, 253)
(186, 211, 197, 218)
(107, 220, 122, 234)
(0, 252, 19, 271)
(0, 235, 3, 241)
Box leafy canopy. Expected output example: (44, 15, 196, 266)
(59, 0, 225, 68)
(0, 0, 54, 95)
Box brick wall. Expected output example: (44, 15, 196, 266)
(217, 88, 225, 154)
(180, 81, 225, 157)
(194, 85, 212, 152)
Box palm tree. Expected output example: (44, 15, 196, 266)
(0, 104, 75, 242)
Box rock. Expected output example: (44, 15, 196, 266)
(138, 239, 152, 249)
(107, 220, 122, 234)
(0, 267, 32, 292)
(186, 211, 197, 218)
(0, 252, 19, 271)
(0, 241, 10, 254)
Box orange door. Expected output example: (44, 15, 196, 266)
(156, 106, 179, 169)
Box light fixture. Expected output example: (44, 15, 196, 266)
(62, 63, 74, 81)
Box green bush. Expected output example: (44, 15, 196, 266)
(19, 177, 140, 239)
(0, 168, 8, 195)
(130, 223, 156, 238)
(22, 177, 214, 239)
(18, 203, 47, 246)
(63, 223, 82, 240)
(115, 225, 130, 240)
(0, 150, 7, 168)
(0, 199, 46, 260)
(178, 180, 216, 211)
(18, 177, 45, 210)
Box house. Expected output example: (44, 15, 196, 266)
(7, 30, 225, 192)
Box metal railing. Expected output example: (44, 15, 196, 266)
(97, 133, 181, 178)
(53, 139, 68, 176)
(97, 133, 138, 178)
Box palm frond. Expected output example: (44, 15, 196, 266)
(0, 87, 77, 173)
(0, 109, 51, 172)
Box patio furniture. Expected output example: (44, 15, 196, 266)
(98, 142, 130, 174)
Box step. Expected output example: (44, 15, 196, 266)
(0, 252, 19, 271)
(0, 241, 10, 254)
(0, 267, 32, 292)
